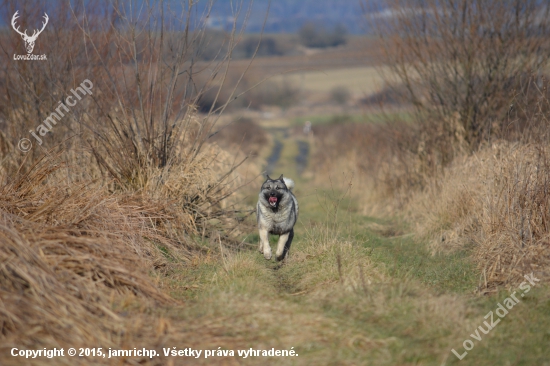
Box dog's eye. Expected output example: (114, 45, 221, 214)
(276, 186, 281, 190)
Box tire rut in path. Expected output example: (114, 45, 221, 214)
(265, 139, 283, 176)
(295, 140, 309, 176)
(264, 127, 310, 177)
(262, 127, 309, 295)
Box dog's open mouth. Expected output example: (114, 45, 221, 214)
(269, 197, 278, 207)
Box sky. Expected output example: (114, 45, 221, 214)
(1, 0, 388, 34)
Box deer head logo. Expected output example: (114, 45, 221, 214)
(11, 11, 49, 54)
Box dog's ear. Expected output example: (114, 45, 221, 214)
(278, 174, 284, 181)
(266, 175, 272, 181)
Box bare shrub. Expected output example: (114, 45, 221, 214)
(0, 0, 261, 359)
(299, 22, 347, 48)
(330, 86, 351, 105)
(367, 0, 550, 161)
(209, 117, 268, 156)
(235, 35, 293, 58)
(244, 79, 301, 110)
(0, 0, 99, 170)
(0, 0, 258, 243)
(0, 0, 257, 184)
(311, 121, 404, 213)
(78, 3, 255, 188)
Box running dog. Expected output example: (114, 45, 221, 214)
(256, 174, 299, 261)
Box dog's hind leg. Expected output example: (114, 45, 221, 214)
(276, 229, 294, 261)
(259, 228, 272, 260)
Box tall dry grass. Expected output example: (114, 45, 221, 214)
(0, 0, 262, 238)
(0, 145, 255, 364)
(0, 154, 174, 362)
(407, 142, 550, 290)
(0, 0, 264, 362)
(311, 68, 550, 291)
(310, 118, 425, 215)
(209, 117, 268, 157)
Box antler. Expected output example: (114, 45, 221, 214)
(31, 13, 49, 39)
(10, 11, 48, 40)
(11, 11, 28, 37)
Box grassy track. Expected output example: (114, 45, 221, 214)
(168, 123, 550, 365)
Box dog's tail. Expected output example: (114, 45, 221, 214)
(283, 177, 295, 191)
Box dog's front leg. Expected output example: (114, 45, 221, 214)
(276, 229, 294, 261)
(259, 228, 272, 260)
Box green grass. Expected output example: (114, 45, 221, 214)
(162, 116, 550, 365)
(354, 226, 478, 294)
(445, 284, 550, 365)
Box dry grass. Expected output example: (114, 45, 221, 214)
(0, 2, 266, 360)
(310, 94, 550, 292)
(310, 120, 418, 216)
(0, 140, 253, 364)
(313, 118, 550, 290)
(406, 142, 550, 290)
(176, 197, 476, 365)
(0, 155, 170, 363)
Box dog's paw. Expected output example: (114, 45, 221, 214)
(276, 254, 285, 261)
(263, 251, 272, 260)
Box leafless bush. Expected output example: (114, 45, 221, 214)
(243, 79, 301, 110)
(0, 0, 263, 359)
(367, 0, 550, 155)
(298, 22, 347, 48)
(330, 86, 351, 105)
(235, 35, 294, 58)
(0, 0, 98, 171)
(0, 0, 259, 254)
(0, 0, 258, 186)
(209, 117, 267, 156)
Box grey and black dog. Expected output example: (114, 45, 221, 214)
(256, 174, 299, 261)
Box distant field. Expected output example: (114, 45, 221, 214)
(291, 110, 413, 126)
(226, 36, 385, 75)
(273, 66, 386, 97)
(196, 36, 390, 106)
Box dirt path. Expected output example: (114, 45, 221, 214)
(265, 140, 283, 176)
(265, 126, 310, 177)
(295, 140, 309, 176)
(175, 121, 550, 366)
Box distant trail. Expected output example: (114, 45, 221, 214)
(295, 140, 309, 176)
(265, 127, 310, 177)
(266, 140, 283, 176)
(265, 127, 289, 176)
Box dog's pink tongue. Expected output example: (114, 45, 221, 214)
(269, 197, 278, 204)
